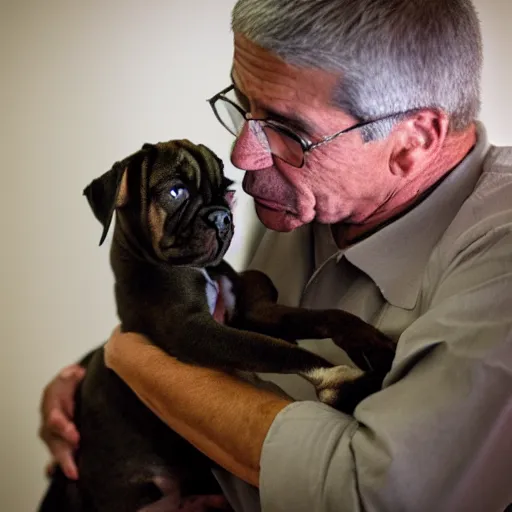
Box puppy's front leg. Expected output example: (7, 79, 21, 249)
(232, 270, 394, 370)
(166, 316, 378, 414)
(237, 302, 395, 373)
(162, 312, 333, 377)
(228, 270, 396, 411)
(238, 304, 396, 412)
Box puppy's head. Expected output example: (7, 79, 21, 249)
(83, 139, 235, 267)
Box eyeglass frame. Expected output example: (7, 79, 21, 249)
(207, 84, 418, 168)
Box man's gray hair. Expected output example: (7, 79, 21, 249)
(231, 0, 483, 139)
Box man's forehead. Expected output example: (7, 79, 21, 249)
(232, 33, 340, 109)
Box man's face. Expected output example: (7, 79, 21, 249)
(230, 34, 399, 232)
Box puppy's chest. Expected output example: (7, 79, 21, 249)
(197, 268, 236, 319)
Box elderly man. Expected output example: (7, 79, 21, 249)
(39, 0, 512, 511)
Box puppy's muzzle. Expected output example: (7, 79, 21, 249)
(204, 207, 232, 242)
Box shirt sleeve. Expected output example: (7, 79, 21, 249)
(259, 228, 512, 512)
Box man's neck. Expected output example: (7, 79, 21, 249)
(332, 124, 478, 248)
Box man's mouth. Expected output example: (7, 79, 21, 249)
(253, 196, 288, 212)
(242, 173, 298, 215)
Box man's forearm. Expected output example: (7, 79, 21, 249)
(104, 332, 292, 487)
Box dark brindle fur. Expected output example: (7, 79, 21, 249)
(37, 140, 395, 511)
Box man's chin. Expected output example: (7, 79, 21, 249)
(254, 202, 305, 232)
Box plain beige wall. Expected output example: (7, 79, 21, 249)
(0, 1, 510, 510)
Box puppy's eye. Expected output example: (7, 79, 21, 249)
(169, 186, 189, 201)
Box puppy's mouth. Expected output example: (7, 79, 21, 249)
(160, 230, 230, 266)
(208, 240, 224, 261)
(205, 229, 232, 262)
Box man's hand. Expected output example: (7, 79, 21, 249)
(39, 364, 86, 480)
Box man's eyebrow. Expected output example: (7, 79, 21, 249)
(262, 106, 316, 136)
(229, 71, 316, 136)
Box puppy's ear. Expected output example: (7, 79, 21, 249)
(83, 163, 128, 246)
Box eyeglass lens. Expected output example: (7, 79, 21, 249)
(215, 89, 305, 167)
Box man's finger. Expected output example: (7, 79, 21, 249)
(45, 408, 80, 446)
(41, 430, 79, 481)
(57, 365, 86, 417)
(58, 364, 86, 382)
(52, 444, 79, 480)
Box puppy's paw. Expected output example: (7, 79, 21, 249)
(304, 366, 365, 406)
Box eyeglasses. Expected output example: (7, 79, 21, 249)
(207, 84, 413, 168)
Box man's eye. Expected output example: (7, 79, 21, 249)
(169, 186, 189, 200)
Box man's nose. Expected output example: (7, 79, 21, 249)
(230, 121, 274, 171)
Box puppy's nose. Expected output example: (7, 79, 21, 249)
(206, 209, 232, 240)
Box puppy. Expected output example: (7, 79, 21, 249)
(38, 140, 395, 511)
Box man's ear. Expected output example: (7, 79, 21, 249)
(389, 110, 448, 177)
(83, 163, 129, 246)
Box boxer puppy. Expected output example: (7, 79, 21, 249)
(38, 140, 395, 511)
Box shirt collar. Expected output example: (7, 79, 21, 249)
(316, 122, 491, 310)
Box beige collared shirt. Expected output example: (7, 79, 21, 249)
(214, 124, 512, 512)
